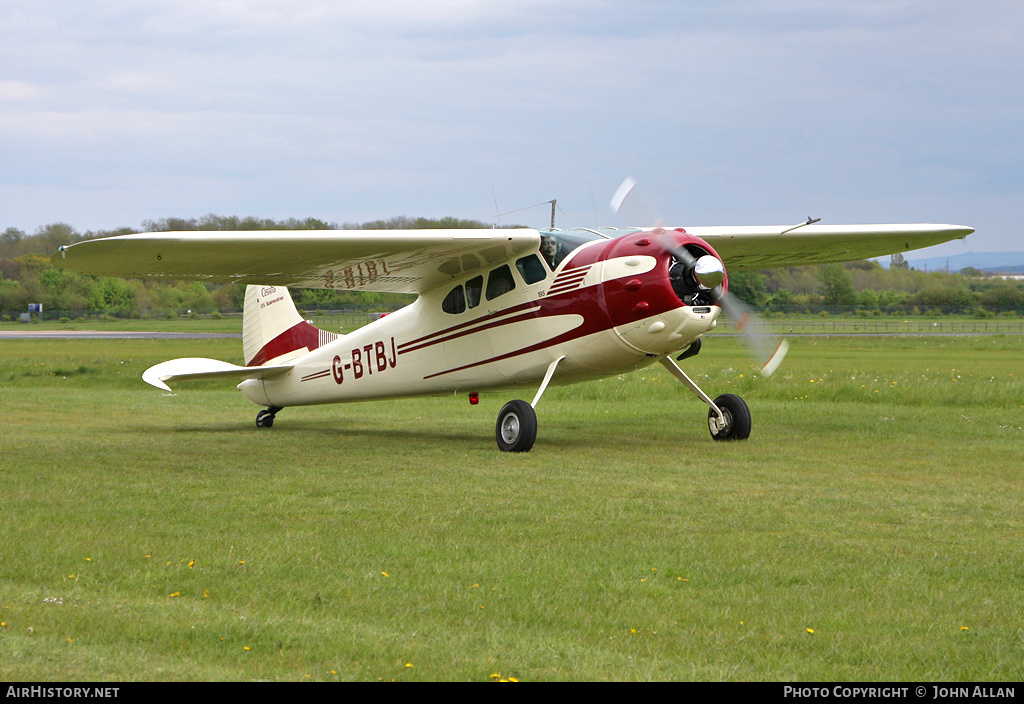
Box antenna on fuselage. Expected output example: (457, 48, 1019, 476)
(493, 199, 564, 229)
(491, 182, 501, 228)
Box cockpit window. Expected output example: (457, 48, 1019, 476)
(539, 229, 607, 270)
(516, 254, 547, 284)
(485, 265, 516, 300)
(540, 235, 562, 270)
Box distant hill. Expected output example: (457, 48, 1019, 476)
(878, 251, 1024, 274)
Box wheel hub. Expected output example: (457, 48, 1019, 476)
(708, 407, 733, 434)
(501, 413, 521, 443)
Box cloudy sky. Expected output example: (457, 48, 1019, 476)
(2, 1, 1020, 255)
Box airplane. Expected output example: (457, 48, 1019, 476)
(52, 214, 973, 452)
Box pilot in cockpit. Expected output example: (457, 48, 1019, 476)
(541, 235, 561, 270)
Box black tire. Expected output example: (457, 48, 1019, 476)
(708, 393, 751, 441)
(255, 409, 275, 429)
(495, 400, 538, 452)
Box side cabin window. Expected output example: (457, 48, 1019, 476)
(485, 265, 516, 301)
(441, 255, 554, 315)
(441, 285, 466, 314)
(466, 275, 483, 309)
(516, 254, 547, 285)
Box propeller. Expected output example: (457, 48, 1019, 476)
(610, 177, 789, 377)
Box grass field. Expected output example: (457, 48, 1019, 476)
(1, 334, 1023, 681)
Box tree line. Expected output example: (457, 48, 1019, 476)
(2, 216, 1023, 320)
(0, 216, 503, 319)
(728, 260, 1024, 316)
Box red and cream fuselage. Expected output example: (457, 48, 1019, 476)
(237, 228, 723, 408)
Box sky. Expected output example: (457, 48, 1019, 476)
(2, 0, 1021, 257)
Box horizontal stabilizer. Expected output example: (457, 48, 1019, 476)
(143, 357, 293, 391)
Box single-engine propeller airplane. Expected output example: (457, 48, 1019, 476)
(53, 201, 972, 451)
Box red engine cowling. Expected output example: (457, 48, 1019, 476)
(595, 228, 727, 326)
(557, 228, 727, 359)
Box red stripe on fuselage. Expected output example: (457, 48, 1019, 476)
(399, 305, 544, 357)
(398, 302, 542, 353)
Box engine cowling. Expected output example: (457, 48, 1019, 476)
(595, 228, 727, 355)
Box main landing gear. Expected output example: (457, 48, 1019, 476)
(255, 406, 282, 428)
(493, 355, 562, 453)
(495, 400, 538, 453)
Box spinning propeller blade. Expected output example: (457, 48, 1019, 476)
(610, 177, 789, 376)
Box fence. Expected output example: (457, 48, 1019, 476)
(717, 318, 1024, 335)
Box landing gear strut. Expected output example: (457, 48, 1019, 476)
(493, 356, 563, 453)
(659, 356, 752, 441)
(255, 406, 282, 429)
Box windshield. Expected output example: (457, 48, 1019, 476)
(538, 228, 610, 270)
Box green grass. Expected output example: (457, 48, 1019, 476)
(1, 336, 1023, 681)
(1, 316, 243, 334)
(2, 310, 386, 335)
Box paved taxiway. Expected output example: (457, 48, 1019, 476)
(0, 331, 238, 339)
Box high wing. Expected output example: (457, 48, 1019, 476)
(684, 223, 973, 270)
(52, 229, 541, 294)
(51, 223, 973, 292)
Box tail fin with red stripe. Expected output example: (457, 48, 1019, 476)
(242, 285, 340, 366)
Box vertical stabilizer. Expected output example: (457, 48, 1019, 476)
(242, 285, 340, 366)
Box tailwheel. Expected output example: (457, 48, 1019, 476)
(708, 394, 751, 441)
(495, 400, 537, 453)
(255, 407, 281, 429)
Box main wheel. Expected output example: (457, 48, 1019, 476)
(708, 393, 751, 441)
(495, 400, 538, 452)
(255, 409, 276, 429)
